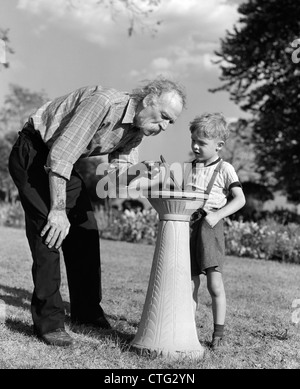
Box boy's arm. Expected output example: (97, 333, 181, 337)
(205, 186, 246, 228)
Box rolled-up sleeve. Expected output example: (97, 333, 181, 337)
(45, 94, 111, 180)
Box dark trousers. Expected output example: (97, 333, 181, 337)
(8, 123, 103, 335)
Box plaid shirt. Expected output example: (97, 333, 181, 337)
(30, 85, 144, 180)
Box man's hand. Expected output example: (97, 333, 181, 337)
(41, 210, 70, 249)
(42, 171, 70, 249)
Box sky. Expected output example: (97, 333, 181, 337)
(0, 0, 246, 164)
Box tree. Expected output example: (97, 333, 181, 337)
(0, 85, 49, 202)
(210, 0, 300, 202)
(221, 118, 259, 183)
(0, 84, 49, 135)
(68, 0, 162, 37)
(0, 135, 18, 202)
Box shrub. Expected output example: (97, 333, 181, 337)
(0, 201, 25, 228)
(3, 200, 300, 264)
(95, 207, 158, 245)
(224, 218, 300, 264)
(96, 209, 300, 264)
(224, 219, 266, 259)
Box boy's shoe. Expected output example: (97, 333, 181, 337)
(210, 336, 226, 351)
(38, 328, 74, 347)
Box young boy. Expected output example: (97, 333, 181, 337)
(186, 112, 246, 351)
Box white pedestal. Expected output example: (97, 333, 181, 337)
(131, 191, 207, 359)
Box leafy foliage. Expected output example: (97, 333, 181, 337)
(95, 206, 158, 245)
(221, 119, 259, 182)
(0, 201, 25, 228)
(225, 218, 300, 263)
(0, 84, 49, 135)
(0, 135, 18, 202)
(210, 0, 300, 202)
(93, 205, 300, 264)
(0, 85, 49, 203)
(2, 200, 300, 263)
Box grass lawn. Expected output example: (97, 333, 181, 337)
(0, 225, 300, 370)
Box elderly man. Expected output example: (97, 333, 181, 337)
(9, 76, 186, 346)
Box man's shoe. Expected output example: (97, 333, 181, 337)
(38, 329, 73, 347)
(72, 315, 112, 330)
(91, 316, 112, 330)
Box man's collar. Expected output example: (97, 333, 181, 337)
(122, 98, 139, 125)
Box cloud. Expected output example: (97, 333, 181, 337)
(16, 0, 239, 78)
(17, 0, 239, 44)
(151, 57, 172, 71)
(128, 32, 223, 81)
(17, 0, 72, 18)
(157, 0, 239, 37)
(128, 52, 220, 82)
(6, 57, 26, 72)
(126, 0, 239, 80)
(17, 0, 125, 46)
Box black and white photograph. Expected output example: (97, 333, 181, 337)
(0, 0, 299, 372)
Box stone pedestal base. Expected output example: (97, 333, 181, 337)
(131, 191, 206, 359)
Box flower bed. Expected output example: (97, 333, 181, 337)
(96, 208, 300, 264)
(2, 202, 300, 264)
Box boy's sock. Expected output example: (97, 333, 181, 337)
(213, 323, 224, 339)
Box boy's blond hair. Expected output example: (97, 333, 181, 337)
(189, 112, 230, 142)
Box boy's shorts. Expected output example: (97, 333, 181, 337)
(190, 215, 225, 276)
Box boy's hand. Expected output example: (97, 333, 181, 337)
(142, 160, 162, 179)
(204, 211, 221, 228)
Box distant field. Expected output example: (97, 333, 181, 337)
(0, 225, 300, 370)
